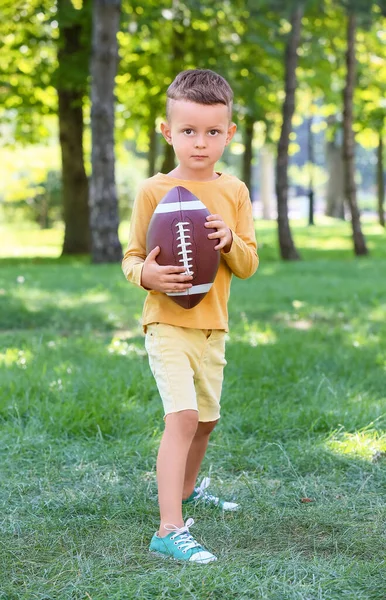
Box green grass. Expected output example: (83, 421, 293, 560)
(0, 219, 385, 599)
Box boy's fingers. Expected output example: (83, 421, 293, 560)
(161, 265, 192, 274)
(205, 220, 222, 228)
(165, 274, 193, 282)
(147, 246, 160, 259)
(167, 283, 192, 292)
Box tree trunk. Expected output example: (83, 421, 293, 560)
(377, 131, 385, 227)
(325, 140, 345, 219)
(276, 5, 302, 260)
(89, 0, 122, 263)
(260, 146, 275, 220)
(40, 193, 49, 229)
(342, 12, 368, 256)
(242, 116, 254, 195)
(160, 142, 176, 174)
(307, 113, 315, 226)
(57, 0, 90, 255)
(148, 118, 157, 178)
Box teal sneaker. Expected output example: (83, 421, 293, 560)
(149, 518, 217, 564)
(182, 477, 239, 511)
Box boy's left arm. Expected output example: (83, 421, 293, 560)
(206, 184, 259, 279)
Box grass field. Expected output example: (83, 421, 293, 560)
(0, 219, 385, 599)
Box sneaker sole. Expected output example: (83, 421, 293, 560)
(149, 550, 217, 564)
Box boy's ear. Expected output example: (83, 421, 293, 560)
(225, 122, 237, 146)
(161, 121, 173, 145)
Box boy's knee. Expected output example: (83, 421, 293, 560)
(165, 409, 199, 438)
(196, 419, 218, 437)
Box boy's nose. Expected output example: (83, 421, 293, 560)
(194, 136, 206, 148)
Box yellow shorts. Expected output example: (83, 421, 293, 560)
(145, 323, 227, 422)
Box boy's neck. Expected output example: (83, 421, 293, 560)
(166, 166, 221, 182)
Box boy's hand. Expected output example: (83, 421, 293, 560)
(141, 246, 193, 293)
(205, 214, 233, 253)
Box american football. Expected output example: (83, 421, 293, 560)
(146, 186, 220, 309)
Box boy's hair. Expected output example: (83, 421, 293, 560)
(166, 69, 233, 120)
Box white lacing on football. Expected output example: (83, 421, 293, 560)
(176, 221, 193, 275)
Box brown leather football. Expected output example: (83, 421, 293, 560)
(146, 186, 220, 309)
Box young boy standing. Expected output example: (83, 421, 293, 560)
(122, 69, 258, 563)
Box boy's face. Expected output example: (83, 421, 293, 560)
(161, 100, 236, 180)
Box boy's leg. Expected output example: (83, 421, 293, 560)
(157, 409, 199, 537)
(182, 330, 227, 501)
(182, 419, 218, 500)
(182, 416, 239, 511)
(146, 325, 218, 561)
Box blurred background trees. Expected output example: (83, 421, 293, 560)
(1, 0, 385, 261)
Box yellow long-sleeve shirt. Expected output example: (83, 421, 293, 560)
(122, 172, 259, 331)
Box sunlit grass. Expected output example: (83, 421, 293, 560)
(108, 337, 147, 357)
(231, 314, 277, 346)
(0, 224, 64, 258)
(0, 347, 32, 367)
(326, 428, 386, 461)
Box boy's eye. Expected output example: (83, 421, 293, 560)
(183, 129, 194, 135)
(208, 129, 220, 136)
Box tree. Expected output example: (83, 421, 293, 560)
(276, 4, 303, 260)
(353, 9, 386, 227)
(377, 127, 385, 227)
(342, 10, 368, 255)
(307, 107, 315, 225)
(1, 0, 91, 254)
(57, 0, 91, 255)
(338, 0, 386, 252)
(89, 0, 122, 263)
(325, 136, 345, 219)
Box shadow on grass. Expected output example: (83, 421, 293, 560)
(0, 263, 144, 332)
(0, 293, 126, 332)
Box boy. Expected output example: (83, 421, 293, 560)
(122, 69, 258, 563)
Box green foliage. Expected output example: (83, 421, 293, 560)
(0, 220, 385, 597)
(2, 0, 385, 154)
(355, 15, 386, 146)
(0, 0, 92, 145)
(56, 0, 91, 93)
(0, 140, 62, 225)
(220, 2, 284, 134)
(0, 0, 58, 142)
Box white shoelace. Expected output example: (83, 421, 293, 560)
(194, 477, 220, 505)
(165, 518, 203, 553)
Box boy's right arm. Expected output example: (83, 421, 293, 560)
(122, 187, 193, 293)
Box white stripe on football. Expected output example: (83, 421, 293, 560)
(154, 200, 207, 214)
(167, 283, 213, 297)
